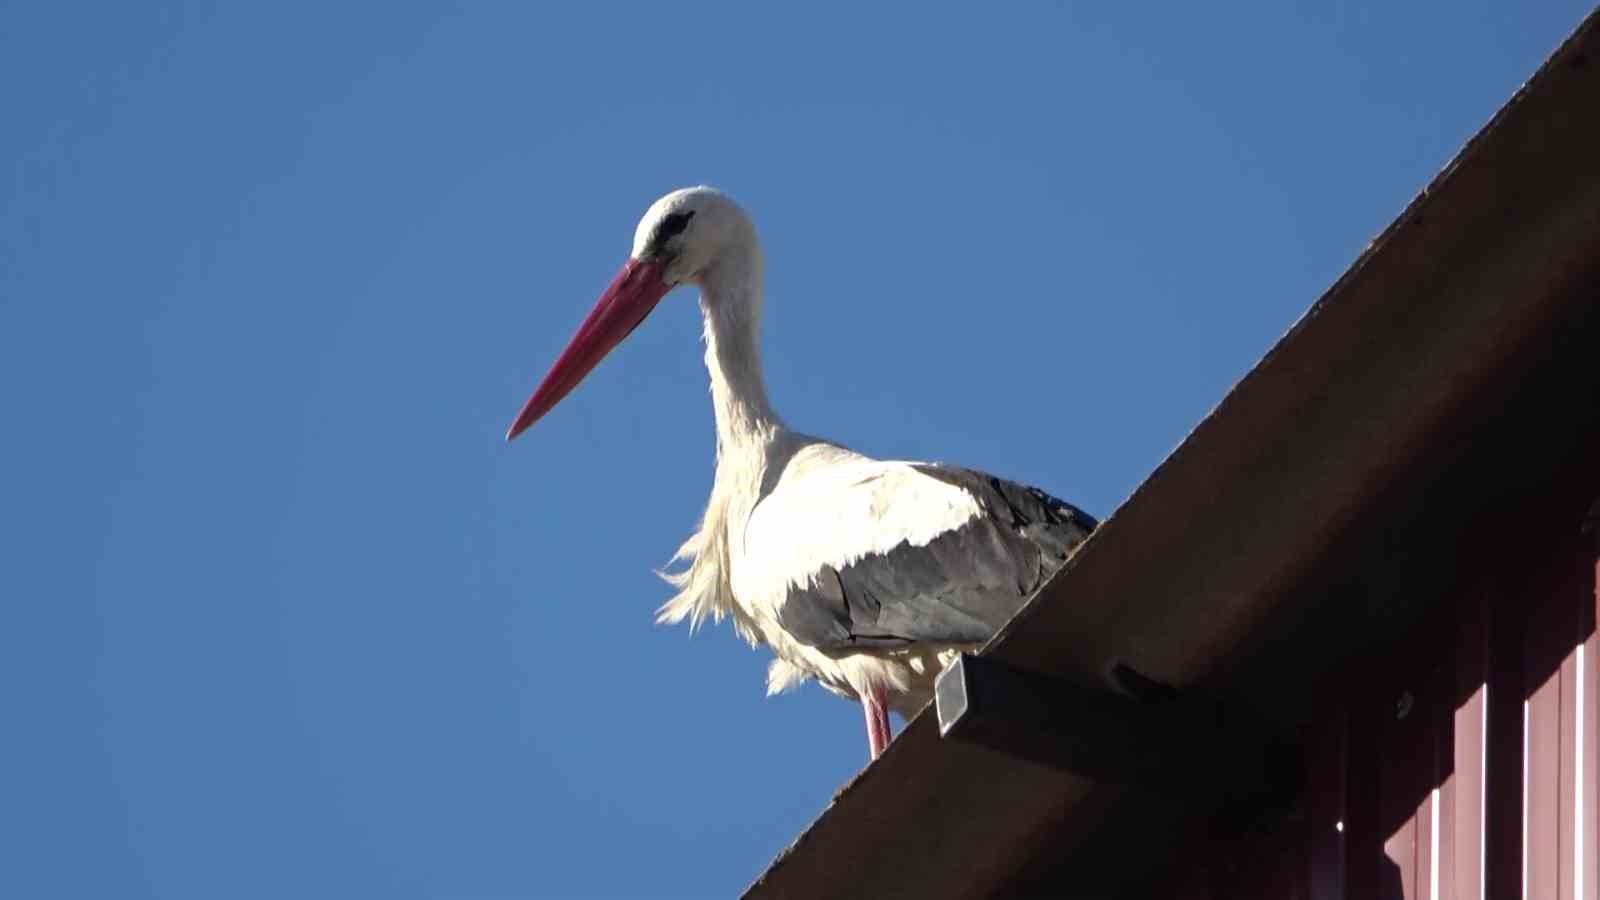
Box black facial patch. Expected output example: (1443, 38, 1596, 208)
(643, 210, 695, 258)
(658, 210, 695, 240)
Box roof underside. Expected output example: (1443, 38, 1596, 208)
(746, 9, 1600, 898)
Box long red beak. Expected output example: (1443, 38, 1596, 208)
(506, 258, 671, 441)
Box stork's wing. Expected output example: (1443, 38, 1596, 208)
(742, 446, 1097, 652)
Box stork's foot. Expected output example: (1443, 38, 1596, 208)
(862, 685, 891, 760)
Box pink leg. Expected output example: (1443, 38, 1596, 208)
(861, 685, 892, 760)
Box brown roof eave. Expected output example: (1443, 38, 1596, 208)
(747, 8, 1600, 898)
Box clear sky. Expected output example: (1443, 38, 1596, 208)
(3, 1, 1592, 896)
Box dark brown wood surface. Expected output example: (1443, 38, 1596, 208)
(747, 9, 1600, 897)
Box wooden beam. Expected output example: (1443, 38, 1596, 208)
(746, 9, 1600, 897)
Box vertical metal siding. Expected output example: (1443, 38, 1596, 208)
(1487, 563, 1528, 900)
(1582, 551, 1598, 900)
(1308, 709, 1349, 900)
(1165, 515, 1598, 899)
(1522, 538, 1592, 900)
(1453, 584, 1490, 900)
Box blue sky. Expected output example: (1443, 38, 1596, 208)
(3, 2, 1591, 896)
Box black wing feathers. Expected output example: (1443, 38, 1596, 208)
(774, 466, 1097, 652)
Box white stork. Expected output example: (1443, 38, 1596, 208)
(507, 187, 1096, 759)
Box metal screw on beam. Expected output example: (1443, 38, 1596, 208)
(934, 653, 1301, 830)
(1393, 690, 1414, 721)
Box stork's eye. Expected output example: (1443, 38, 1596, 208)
(657, 210, 695, 242)
(643, 210, 696, 261)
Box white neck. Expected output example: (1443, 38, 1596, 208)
(697, 246, 782, 452)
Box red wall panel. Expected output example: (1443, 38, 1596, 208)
(1165, 513, 1598, 899)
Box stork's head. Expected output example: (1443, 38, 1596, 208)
(632, 186, 755, 287)
(506, 187, 754, 440)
